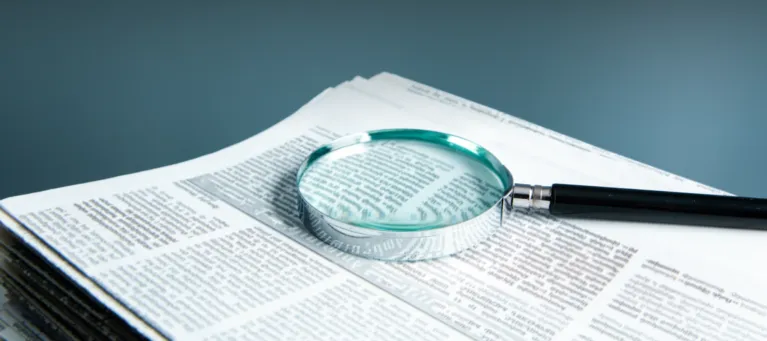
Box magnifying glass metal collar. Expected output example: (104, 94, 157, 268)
(296, 128, 767, 262)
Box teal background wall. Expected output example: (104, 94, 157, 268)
(1, 1, 766, 198)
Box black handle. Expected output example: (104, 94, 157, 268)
(548, 184, 767, 230)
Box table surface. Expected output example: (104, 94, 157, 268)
(1, 1, 766, 199)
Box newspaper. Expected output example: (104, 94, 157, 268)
(0, 285, 48, 341)
(1, 73, 766, 340)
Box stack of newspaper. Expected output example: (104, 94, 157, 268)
(1, 72, 766, 340)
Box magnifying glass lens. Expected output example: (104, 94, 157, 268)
(297, 137, 507, 231)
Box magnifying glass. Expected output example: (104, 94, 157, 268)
(296, 128, 767, 261)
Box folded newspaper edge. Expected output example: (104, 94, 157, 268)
(0, 198, 159, 340)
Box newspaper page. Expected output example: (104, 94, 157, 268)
(0, 73, 765, 341)
(356, 73, 767, 272)
(348, 76, 767, 340)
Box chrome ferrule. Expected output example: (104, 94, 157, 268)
(510, 183, 552, 210)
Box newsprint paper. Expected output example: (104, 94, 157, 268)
(1, 72, 766, 340)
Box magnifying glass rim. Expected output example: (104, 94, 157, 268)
(295, 128, 515, 232)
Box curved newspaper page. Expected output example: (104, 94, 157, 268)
(1, 74, 766, 341)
